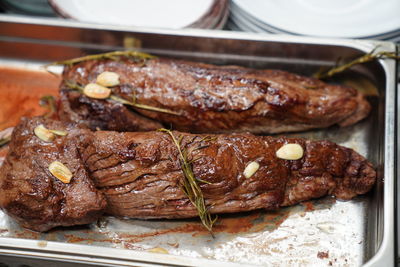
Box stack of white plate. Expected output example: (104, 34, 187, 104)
(0, 0, 56, 16)
(49, 0, 229, 30)
(228, 0, 400, 42)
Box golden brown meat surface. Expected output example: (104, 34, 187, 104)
(59, 57, 371, 133)
(0, 117, 376, 231)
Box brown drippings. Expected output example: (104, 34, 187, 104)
(61, 210, 290, 246)
(64, 234, 91, 244)
(302, 201, 315, 212)
(167, 242, 179, 248)
(0, 67, 60, 130)
(317, 251, 329, 259)
(14, 230, 40, 239)
(214, 212, 261, 234)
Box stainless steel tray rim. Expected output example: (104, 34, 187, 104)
(0, 17, 396, 266)
(363, 43, 397, 267)
(0, 237, 249, 267)
(0, 15, 394, 53)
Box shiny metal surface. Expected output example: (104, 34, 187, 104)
(0, 15, 396, 267)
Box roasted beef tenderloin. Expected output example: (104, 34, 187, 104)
(0, 117, 376, 231)
(59, 57, 371, 133)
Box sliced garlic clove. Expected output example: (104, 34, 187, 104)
(49, 161, 73, 183)
(49, 130, 68, 136)
(96, 71, 120, 87)
(83, 83, 111, 99)
(276, 143, 304, 160)
(243, 161, 260, 178)
(34, 124, 55, 142)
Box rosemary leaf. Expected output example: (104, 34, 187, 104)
(64, 81, 84, 92)
(0, 137, 10, 147)
(109, 95, 132, 105)
(0, 127, 13, 148)
(45, 50, 155, 67)
(315, 50, 400, 79)
(110, 95, 180, 115)
(158, 129, 217, 234)
(39, 95, 57, 118)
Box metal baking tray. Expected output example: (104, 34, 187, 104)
(0, 15, 396, 267)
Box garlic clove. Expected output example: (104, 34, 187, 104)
(49, 161, 73, 183)
(276, 143, 304, 160)
(83, 83, 111, 99)
(96, 71, 120, 87)
(243, 161, 260, 178)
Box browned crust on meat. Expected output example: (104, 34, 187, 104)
(60, 58, 371, 133)
(84, 130, 375, 218)
(58, 89, 162, 132)
(0, 118, 106, 232)
(0, 117, 376, 231)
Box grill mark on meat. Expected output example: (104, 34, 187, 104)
(59, 57, 371, 134)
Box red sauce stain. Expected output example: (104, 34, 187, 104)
(0, 66, 60, 130)
(302, 201, 315, 211)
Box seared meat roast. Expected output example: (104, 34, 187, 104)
(0, 118, 106, 232)
(59, 57, 371, 133)
(0, 117, 376, 231)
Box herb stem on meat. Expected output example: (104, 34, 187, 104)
(45, 50, 155, 67)
(64, 81, 179, 116)
(315, 50, 400, 79)
(0, 137, 10, 147)
(158, 128, 217, 235)
(39, 95, 57, 118)
(0, 127, 13, 148)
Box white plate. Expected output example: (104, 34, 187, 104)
(230, 10, 269, 33)
(49, 0, 215, 29)
(230, 3, 285, 34)
(233, 0, 400, 38)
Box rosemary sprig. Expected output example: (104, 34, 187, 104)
(159, 129, 217, 234)
(110, 95, 180, 115)
(39, 95, 57, 118)
(0, 137, 10, 147)
(64, 81, 84, 92)
(45, 50, 155, 67)
(0, 127, 13, 148)
(64, 81, 179, 116)
(315, 50, 400, 79)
